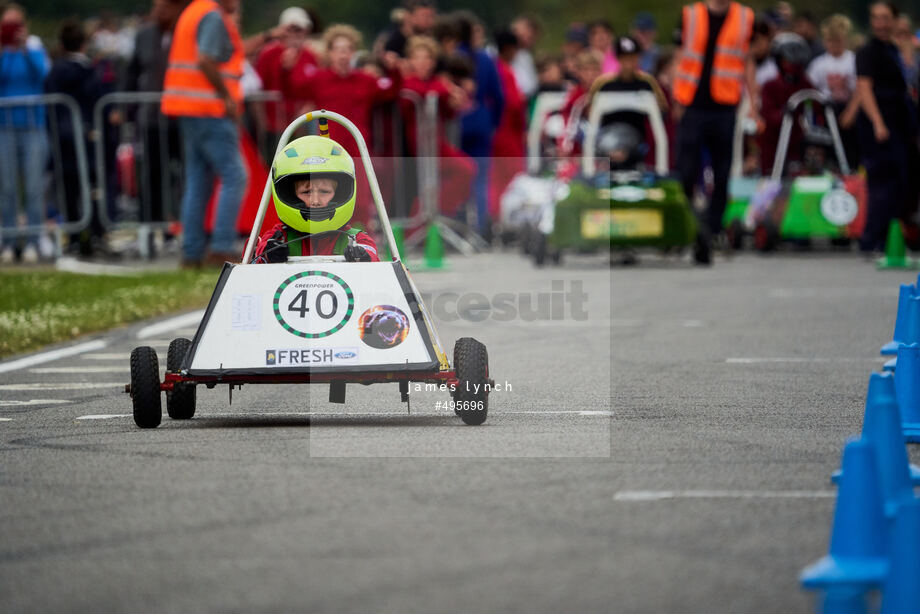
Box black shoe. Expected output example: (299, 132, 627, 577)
(693, 230, 712, 266)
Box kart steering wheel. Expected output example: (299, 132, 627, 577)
(249, 229, 356, 264)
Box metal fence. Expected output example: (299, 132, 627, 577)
(0, 87, 478, 259)
(0, 94, 92, 246)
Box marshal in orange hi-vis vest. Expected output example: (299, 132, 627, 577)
(674, 2, 754, 107)
(161, 0, 244, 118)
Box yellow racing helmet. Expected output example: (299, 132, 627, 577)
(270, 135, 356, 234)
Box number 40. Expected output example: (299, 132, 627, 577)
(287, 290, 337, 319)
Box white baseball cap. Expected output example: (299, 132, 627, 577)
(279, 7, 311, 30)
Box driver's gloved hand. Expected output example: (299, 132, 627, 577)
(263, 233, 288, 263)
(343, 244, 371, 262)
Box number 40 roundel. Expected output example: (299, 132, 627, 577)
(273, 271, 355, 339)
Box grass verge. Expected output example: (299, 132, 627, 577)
(0, 269, 219, 359)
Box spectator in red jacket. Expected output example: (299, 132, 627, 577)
(286, 24, 402, 225)
(400, 35, 475, 218)
(254, 7, 318, 152)
(559, 49, 602, 155)
(759, 33, 815, 175)
(490, 28, 527, 220)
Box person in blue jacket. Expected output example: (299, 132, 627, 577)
(44, 19, 108, 256)
(454, 11, 504, 241)
(0, 3, 49, 264)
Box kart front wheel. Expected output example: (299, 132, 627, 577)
(130, 346, 161, 428)
(452, 337, 489, 426)
(166, 338, 196, 420)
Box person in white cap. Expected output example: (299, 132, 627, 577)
(254, 6, 318, 158)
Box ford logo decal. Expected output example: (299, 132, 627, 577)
(335, 351, 356, 359)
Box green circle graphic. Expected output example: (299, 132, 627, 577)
(273, 271, 355, 339)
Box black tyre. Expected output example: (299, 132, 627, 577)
(534, 232, 547, 266)
(130, 346, 161, 428)
(166, 338, 196, 420)
(753, 219, 779, 252)
(452, 337, 489, 426)
(551, 248, 563, 265)
(693, 229, 712, 265)
(521, 226, 533, 255)
(726, 219, 745, 251)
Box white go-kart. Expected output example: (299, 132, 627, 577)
(126, 111, 492, 427)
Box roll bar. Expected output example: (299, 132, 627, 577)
(770, 89, 851, 182)
(241, 110, 401, 264)
(583, 91, 670, 177)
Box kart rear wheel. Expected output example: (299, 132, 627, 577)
(534, 232, 547, 266)
(166, 338, 196, 420)
(753, 219, 780, 252)
(130, 346, 161, 429)
(726, 219, 745, 251)
(452, 337, 489, 426)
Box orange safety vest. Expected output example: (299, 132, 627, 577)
(161, 0, 244, 118)
(674, 1, 753, 107)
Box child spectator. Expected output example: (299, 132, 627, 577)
(254, 135, 378, 263)
(400, 35, 475, 218)
(807, 14, 860, 168)
(752, 19, 779, 88)
(286, 24, 402, 225)
(535, 56, 564, 93)
(254, 7, 318, 156)
(587, 20, 619, 75)
(560, 49, 602, 153)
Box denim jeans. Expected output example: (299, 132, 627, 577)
(0, 126, 48, 246)
(178, 116, 247, 260)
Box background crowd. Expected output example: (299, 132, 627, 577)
(1, 0, 919, 264)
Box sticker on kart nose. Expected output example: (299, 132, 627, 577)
(358, 305, 410, 349)
(265, 347, 359, 366)
(273, 271, 354, 339)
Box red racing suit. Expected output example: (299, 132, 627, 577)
(252, 223, 379, 263)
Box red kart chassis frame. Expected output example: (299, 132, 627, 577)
(154, 370, 470, 392)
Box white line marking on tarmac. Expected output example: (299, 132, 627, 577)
(0, 340, 108, 374)
(726, 357, 882, 364)
(82, 353, 129, 360)
(0, 382, 123, 391)
(55, 257, 143, 277)
(137, 311, 205, 340)
(0, 399, 73, 407)
(74, 410, 613, 421)
(76, 414, 131, 420)
(0, 417, 12, 422)
(29, 367, 130, 374)
(613, 490, 836, 501)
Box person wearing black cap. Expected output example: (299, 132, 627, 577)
(589, 36, 668, 154)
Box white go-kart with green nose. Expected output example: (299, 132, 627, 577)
(127, 111, 491, 427)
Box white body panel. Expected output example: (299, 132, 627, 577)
(186, 262, 437, 373)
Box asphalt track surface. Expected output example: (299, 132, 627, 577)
(0, 251, 916, 612)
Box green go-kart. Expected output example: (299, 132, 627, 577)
(533, 91, 699, 266)
(724, 89, 865, 251)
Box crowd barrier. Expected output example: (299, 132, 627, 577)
(0, 94, 92, 245)
(3, 87, 498, 260)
